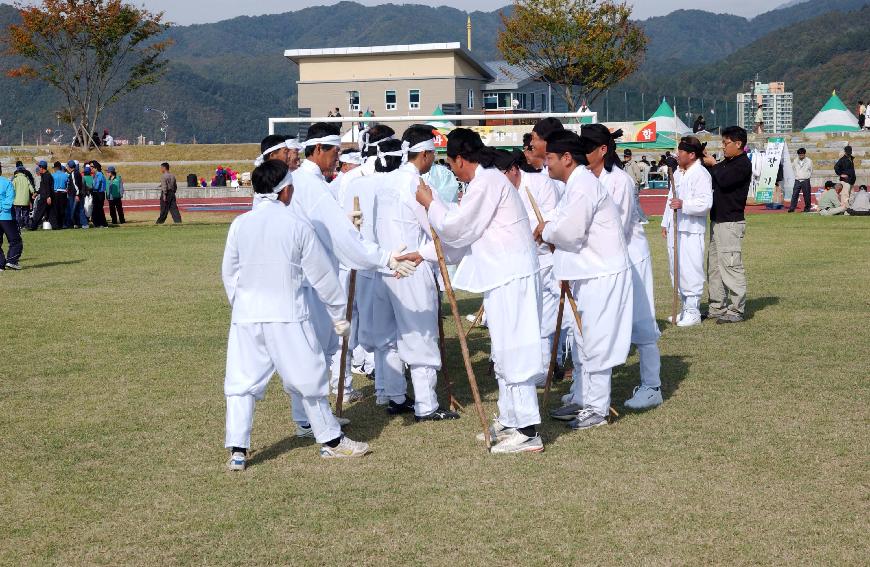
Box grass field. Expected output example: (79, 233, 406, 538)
(1, 212, 867, 565)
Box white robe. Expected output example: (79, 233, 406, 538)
(428, 164, 543, 427)
(222, 200, 345, 447)
(542, 166, 633, 415)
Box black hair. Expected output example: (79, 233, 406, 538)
(721, 126, 747, 148)
(402, 124, 436, 160)
(304, 122, 341, 157)
(446, 128, 485, 162)
(374, 139, 404, 173)
(544, 130, 588, 166)
(522, 132, 533, 150)
(53, 161, 63, 170)
(160, 162, 169, 170)
(489, 148, 516, 172)
(92, 161, 103, 172)
(532, 117, 564, 139)
(797, 147, 806, 154)
(581, 124, 623, 172)
(252, 160, 290, 194)
(363, 124, 396, 157)
(513, 148, 540, 173)
(260, 134, 287, 154)
(844, 145, 852, 155)
(15, 160, 23, 168)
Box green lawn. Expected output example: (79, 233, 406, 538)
(1, 212, 867, 565)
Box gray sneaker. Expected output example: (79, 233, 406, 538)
(490, 430, 544, 454)
(549, 403, 583, 421)
(568, 408, 608, 430)
(476, 418, 516, 443)
(716, 313, 744, 324)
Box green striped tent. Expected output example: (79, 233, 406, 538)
(803, 92, 860, 133)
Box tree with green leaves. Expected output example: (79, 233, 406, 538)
(5, 0, 171, 149)
(497, 0, 647, 112)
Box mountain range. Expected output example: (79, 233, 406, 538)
(0, 0, 867, 144)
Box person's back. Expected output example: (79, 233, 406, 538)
(52, 170, 69, 191)
(847, 186, 869, 214)
(0, 175, 14, 221)
(12, 171, 33, 207)
(818, 187, 840, 210)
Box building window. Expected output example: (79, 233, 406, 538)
(540, 93, 545, 110)
(484, 93, 498, 110)
(530, 93, 535, 111)
(409, 89, 420, 110)
(348, 91, 360, 112)
(467, 89, 474, 110)
(385, 90, 397, 111)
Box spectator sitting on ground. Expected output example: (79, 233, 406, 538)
(818, 181, 846, 216)
(847, 184, 869, 216)
(200, 178, 207, 188)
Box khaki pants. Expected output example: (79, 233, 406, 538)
(707, 221, 746, 317)
(819, 206, 846, 216)
(839, 182, 852, 208)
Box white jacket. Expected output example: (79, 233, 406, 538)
(291, 159, 390, 272)
(792, 157, 813, 181)
(222, 200, 345, 324)
(375, 163, 436, 263)
(543, 165, 630, 280)
(518, 169, 559, 268)
(661, 160, 712, 235)
(428, 165, 539, 293)
(599, 166, 651, 266)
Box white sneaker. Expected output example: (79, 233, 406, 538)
(677, 311, 702, 327)
(490, 430, 544, 454)
(320, 436, 370, 459)
(624, 385, 663, 410)
(465, 313, 477, 323)
(295, 424, 314, 438)
(227, 451, 246, 471)
(476, 417, 516, 443)
(666, 313, 682, 324)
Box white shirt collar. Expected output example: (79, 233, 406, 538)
(300, 159, 324, 180)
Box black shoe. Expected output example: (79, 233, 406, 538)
(553, 364, 565, 383)
(387, 398, 415, 415)
(787, 209, 794, 213)
(716, 313, 744, 324)
(415, 407, 460, 422)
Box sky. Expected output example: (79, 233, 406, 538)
(128, 0, 792, 26)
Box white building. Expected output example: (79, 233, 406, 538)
(737, 81, 794, 134)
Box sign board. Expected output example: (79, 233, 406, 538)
(451, 121, 658, 148)
(750, 137, 795, 204)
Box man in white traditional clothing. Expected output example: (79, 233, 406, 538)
(285, 122, 418, 437)
(368, 125, 461, 421)
(558, 124, 662, 412)
(415, 128, 545, 454)
(661, 136, 713, 328)
(331, 149, 363, 190)
(255, 134, 302, 171)
(490, 149, 561, 386)
(533, 130, 633, 430)
(222, 160, 370, 470)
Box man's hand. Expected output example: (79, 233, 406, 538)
(388, 245, 418, 278)
(416, 181, 434, 210)
(532, 221, 548, 244)
(333, 319, 351, 338)
(661, 227, 668, 239)
(348, 210, 363, 228)
(394, 251, 424, 267)
(670, 198, 683, 210)
(702, 155, 716, 167)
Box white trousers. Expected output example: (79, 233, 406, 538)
(630, 256, 662, 389)
(485, 275, 543, 429)
(666, 229, 706, 311)
(380, 268, 441, 416)
(224, 322, 341, 447)
(567, 269, 633, 415)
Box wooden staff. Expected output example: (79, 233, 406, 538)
(542, 283, 566, 412)
(669, 167, 680, 325)
(463, 303, 485, 339)
(335, 196, 360, 417)
(437, 282, 463, 412)
(422, 179, 489, 447)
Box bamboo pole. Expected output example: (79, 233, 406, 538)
(437, 284, 463, 412)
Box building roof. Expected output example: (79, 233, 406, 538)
(284, 42, 494, 80)
(483, 60, 535, 89)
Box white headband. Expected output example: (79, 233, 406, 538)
(303, 135, 342, 148)
(377, 146, 407, 167)
(403, 138, 436, 153)
(358, 127, 397, 153)
(340, 151, 363, 165)
(285, 138, 302, 151)
(258, 170, 294, 201)
(254, 141, 289, 167)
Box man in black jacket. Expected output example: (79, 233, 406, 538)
(834, 146, 856, 208)
(29, 161, 54, 230)
(702, 126, 752, 324)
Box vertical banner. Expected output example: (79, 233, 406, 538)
(753, 137, 792, 204)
